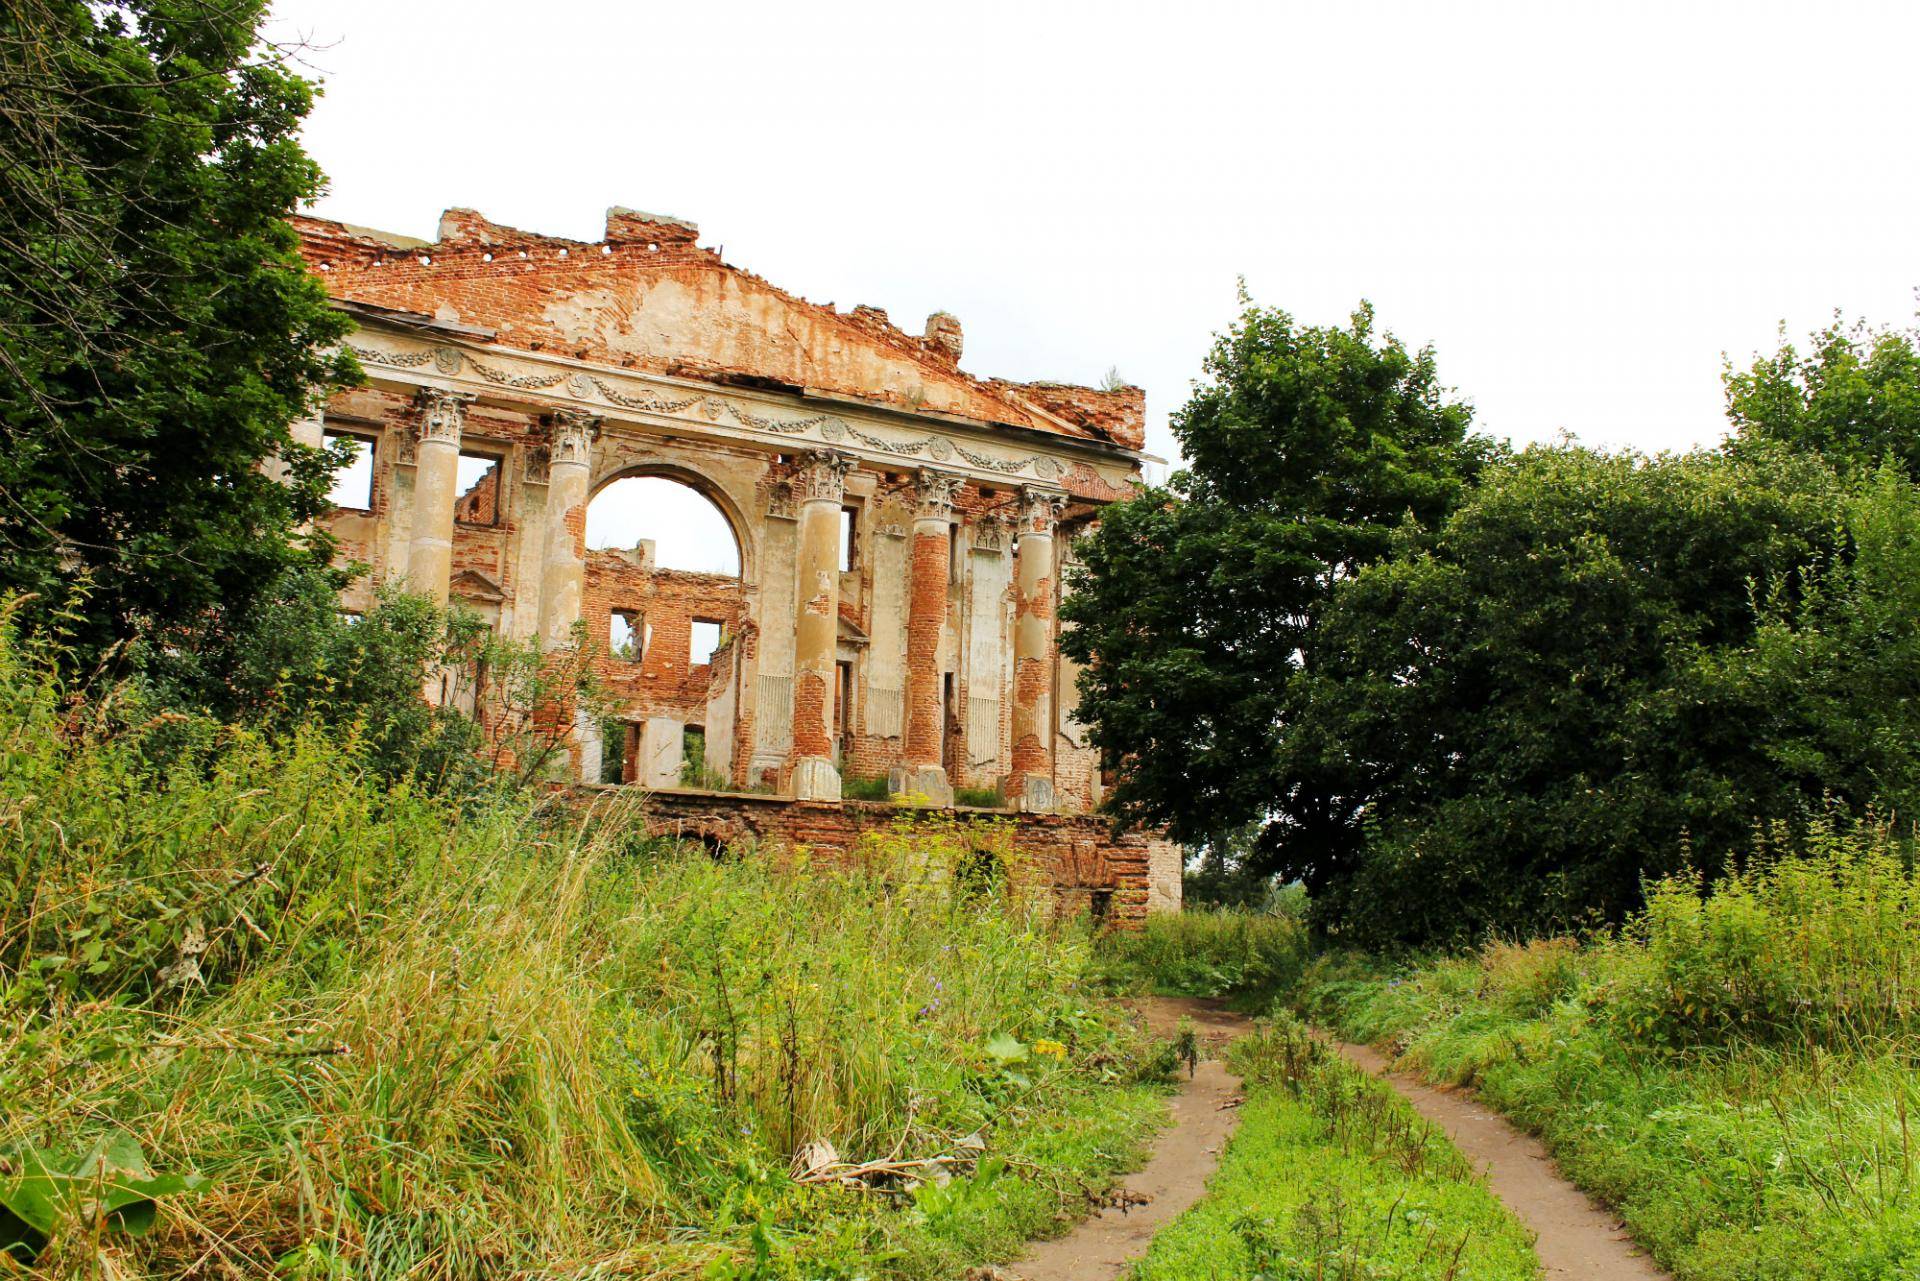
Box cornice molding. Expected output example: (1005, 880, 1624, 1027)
(341, 329, 1141, 493)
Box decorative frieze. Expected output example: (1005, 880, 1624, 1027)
(971, 515, 1008, 555)
(523, 444, 552, 487)
(766, 481, 796, 521)
(347, 334, 1119, 485)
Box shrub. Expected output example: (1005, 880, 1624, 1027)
(1606, 812, 1920, 1048)
(841, 773, 892, 801)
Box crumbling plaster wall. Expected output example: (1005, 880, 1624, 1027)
(303, 204, 1151, 820)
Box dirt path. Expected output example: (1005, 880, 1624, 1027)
(1011, 997, 1246, 1281)
(1333, 1040, 1670, 1280)
(1010, 998, 1672, 1281)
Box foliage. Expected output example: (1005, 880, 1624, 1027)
(1287, 443, 1920, 944)
(1132, 1012, 1536, 1281)
(1609, 810, 1920, 1049)
(1094, 906, 1311, 1001)
(1727, 315, 1920, 481)
(840, 773, 892, 802)
(0, 0, 356, 661)
(138, 569, 608, 793)
(0, 619, 1172, 1278)
(953, 783, 1004, 809)
(1061, 300, 1491, 867)
(1302, 817, 1920, 1279)
(1, 1135, 207, 1267)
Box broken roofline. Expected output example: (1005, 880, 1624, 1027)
(293, 205, 1147, 452)
(326, 297, 1148, 468)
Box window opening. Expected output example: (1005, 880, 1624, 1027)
(323, 430, 375, 509)
(610, 610, 645, 661)
(455, 450, 503, 525)
(690, 619, 722, 666)
(839, 506, 857, 572)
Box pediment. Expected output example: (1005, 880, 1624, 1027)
(449, 569, 506, 604)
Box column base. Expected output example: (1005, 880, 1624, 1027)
(790, 756, 842, 802)
(887, 765, 953, 807)
(1003, 774, 1056, 813)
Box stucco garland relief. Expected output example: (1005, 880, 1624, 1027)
(347, 337, 1078, 484)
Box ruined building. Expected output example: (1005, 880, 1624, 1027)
(291, 205, 1178, 917)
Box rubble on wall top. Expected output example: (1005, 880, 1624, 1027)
(294, 204, 1147, 452)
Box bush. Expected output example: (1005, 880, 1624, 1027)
(1606, 812, 1920, 1048)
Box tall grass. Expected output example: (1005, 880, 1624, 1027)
(1094, 902, 1310, 999)
(0, 618, 1165, 1279)
(1302, 812, 1920, 1280)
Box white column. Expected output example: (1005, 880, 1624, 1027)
(408, 388, 474, 606)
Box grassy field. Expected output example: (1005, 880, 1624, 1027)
(1301, 817, 1920, 1280)
(0, 625, 1172, 1279)
(1133, 1012, 1538, 1281)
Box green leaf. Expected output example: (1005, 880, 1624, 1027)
(984, 1032, 1028, 1065)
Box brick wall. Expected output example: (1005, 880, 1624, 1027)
(583, 553, 745, 728)
(624, 789, 1157, 925)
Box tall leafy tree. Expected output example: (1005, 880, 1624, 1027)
(0, 1, 353, 659)
(1061, 301, 1490, 867)
(1289, 445, 1920, 946)
(1726, 316, 1920, 479)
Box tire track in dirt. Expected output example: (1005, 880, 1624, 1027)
(1332, 1040, 1670, 1280)
(1009, 997, 1673, 1281)
(1009, 998, 1246, 1281)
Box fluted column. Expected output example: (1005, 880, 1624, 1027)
(1005, 485, 1066, 811)
(788, 449, 852, 801)
(408, 388, 474, 606)
(537, 410, 597, 649)
(891, 467, 961, 805)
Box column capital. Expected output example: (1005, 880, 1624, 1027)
(547, 408, 601, 467)
(795, 448, 853, 505)
(1016, 485, 1068, 536)
(415, 387, 476, 445)
(914, 467, 964, 523)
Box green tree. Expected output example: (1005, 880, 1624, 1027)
(1061, 301, 1490, 866)
(1290, 445, 1920, 945)
(0, 1, 353, 660)
(1726, 315, 1920, 478)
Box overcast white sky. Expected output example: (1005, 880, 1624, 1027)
(271, 0, 1920, 480)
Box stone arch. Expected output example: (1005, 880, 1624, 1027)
(586, 461, 758, 585)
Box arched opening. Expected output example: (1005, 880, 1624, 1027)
(585, 471, 751, 792)
(586, 475, 741, 577)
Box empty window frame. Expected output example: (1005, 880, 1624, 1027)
(323, 430, 375, 510)
(689, 618, 723, 666)
(455, 449, 504, 526)
(839, 506, 857, 572)
(609, 610, 646, 661)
